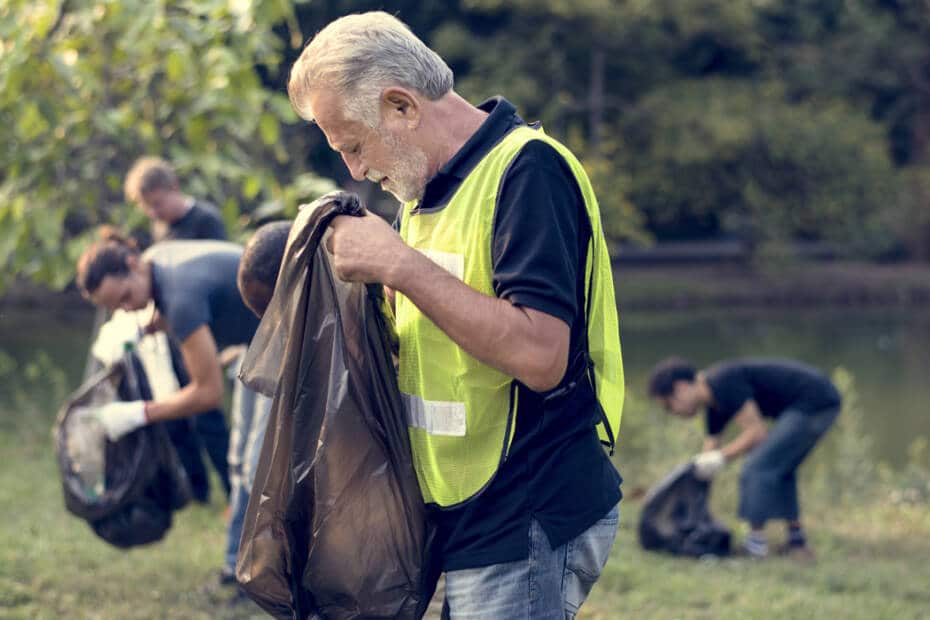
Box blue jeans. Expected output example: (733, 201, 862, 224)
(441, 504, 619, 619)
(223, 375, 273, 572)
(739, 406, 840, 526)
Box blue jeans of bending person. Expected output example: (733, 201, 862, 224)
(223, 374, 273, 573)
(440, 504, 619, 620)
(739, 406, 840, 526)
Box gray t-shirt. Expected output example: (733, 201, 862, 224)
(145, 241, 259, 349)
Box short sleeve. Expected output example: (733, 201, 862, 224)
(491, 140, 587, 326)
(704, 365, 753, 434)
(198, 216, 227, 241)
(164, 298, 211, 344)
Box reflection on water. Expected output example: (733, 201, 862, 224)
(0, 309, 94, 434)
(1, 305, 928, 467)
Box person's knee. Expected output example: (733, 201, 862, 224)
(740, 462, 782, 489)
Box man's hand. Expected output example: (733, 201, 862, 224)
(327, 213, 409, 285)
(693, 449, 726, 480)
(95, 401, 148, 441)
(218, 345, 247, 369)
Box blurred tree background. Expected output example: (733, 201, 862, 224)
(2, 0, 929, 293)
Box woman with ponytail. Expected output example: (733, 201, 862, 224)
(77, 227, 267, 590)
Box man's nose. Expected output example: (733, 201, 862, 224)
(342, 153, 367, 182)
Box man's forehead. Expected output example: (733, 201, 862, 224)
(308, 91, 364, 147)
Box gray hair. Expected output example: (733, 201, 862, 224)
(288, 12, 454, 127)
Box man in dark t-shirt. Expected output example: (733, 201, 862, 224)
(124, 156, 231, 504)
(155, 199, 227, 243)
(649, 357, 841, 560)
(124, 156, 227, 243)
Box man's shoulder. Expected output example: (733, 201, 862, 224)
(168, 200, 226, 240)
(190, 200, 223, 220)
(511, 137, 569, 168)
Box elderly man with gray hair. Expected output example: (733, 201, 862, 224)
(287, 12, 625, 618)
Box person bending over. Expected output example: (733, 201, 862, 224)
(648, 356, 841, 560)
(76, 229, 267, 591)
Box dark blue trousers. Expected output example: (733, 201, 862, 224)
(738, 406, 840, 526)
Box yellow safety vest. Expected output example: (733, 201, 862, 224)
(397, 125, 624, 507)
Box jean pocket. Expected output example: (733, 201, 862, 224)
(563, 505, 619, 615)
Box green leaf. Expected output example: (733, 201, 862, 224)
(165, 49, 187, 82)
(242, 174, 262, 200)
(258, 112, 279, 145)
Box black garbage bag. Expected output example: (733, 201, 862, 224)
(54, 352, 191, 548)
(638, 462, 731, 557)
(237, 191, 438, 620)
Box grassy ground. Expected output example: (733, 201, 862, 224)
(3, 377, 930, 619)
(584, 502, 930, 620)
(3, 435, 929, 619)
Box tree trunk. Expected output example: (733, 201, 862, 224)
(589, 46, 605, 155)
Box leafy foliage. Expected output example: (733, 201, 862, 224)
(4, 0, 930, 291)
(0, 0, 333, 292)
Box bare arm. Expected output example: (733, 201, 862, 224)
(329, 213, 570, 392)
(144, 325, 224, 421)
(703, 436, 720, 452)
(718, 400, 768, 461)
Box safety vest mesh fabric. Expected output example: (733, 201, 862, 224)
(397, 125, 624, 507)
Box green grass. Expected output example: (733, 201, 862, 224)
(0, 435, 263, 619)
(582, 502, 930, 620)
(2, 371, 929, 619)
(3, 431, 929, 620)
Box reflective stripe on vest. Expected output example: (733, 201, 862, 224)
(397, 125, 624, 507)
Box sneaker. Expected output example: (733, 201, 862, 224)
(218, 567, 237, 586)
(740, 536, 769, 559)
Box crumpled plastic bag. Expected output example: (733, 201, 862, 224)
(90, 307, 180, 399)
(54, 352, 191, 548)
(236, 191, 438, 619)
(638, 461, 731, 557)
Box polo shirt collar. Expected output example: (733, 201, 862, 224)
(417, 96, 524, 211)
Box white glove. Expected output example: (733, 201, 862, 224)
(693, 449, 726, 480)
(95, 401, 148, 441)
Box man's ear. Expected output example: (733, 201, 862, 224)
(380, 87, 421, 129)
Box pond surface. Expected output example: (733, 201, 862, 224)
(1, 304, 928, 467)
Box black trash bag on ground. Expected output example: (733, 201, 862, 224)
(638, 462, 731, 557)
(237, 191, 438, 620)
(54, 352, 191, 548)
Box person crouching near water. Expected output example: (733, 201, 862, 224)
(648, 357, 841, 561)
(75, 227, 271, 595)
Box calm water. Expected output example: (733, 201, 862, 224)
(2, 305, 928, 467)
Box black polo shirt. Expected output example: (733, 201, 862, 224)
(154, 200, 227, 242)
(705, 358, 842, 436)
(400, 97, 622, 571)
